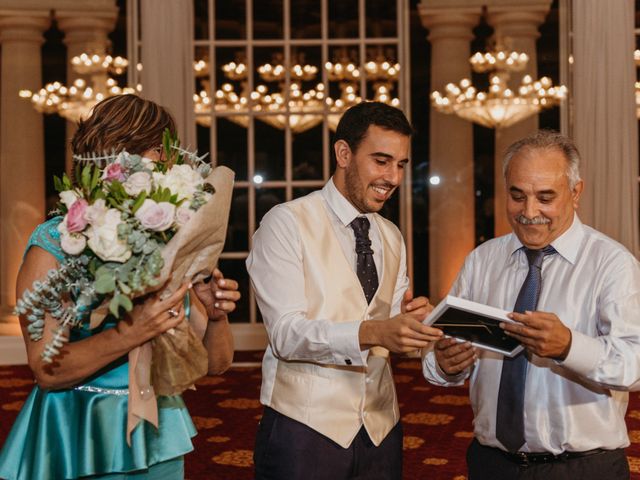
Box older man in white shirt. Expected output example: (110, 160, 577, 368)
(248, 102, 442, 480)
(423, 130, 640, 480)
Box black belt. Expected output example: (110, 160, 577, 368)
(501, 448, 608, 467)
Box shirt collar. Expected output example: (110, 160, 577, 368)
(322, 177, 371, 227)
(507, 213, 585, 265)
(549, 213, 584, 264)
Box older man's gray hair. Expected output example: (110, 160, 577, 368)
(502, 130, 582, 189)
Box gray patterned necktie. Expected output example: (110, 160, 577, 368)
(495, 245, 556, 451)
(350, 217, 379, 304)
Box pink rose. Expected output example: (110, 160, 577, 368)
(134, 199, 176, 232)
(175, 206, 194, 228)
(101, 163, 127, 182)
(66, 199, 88, 233)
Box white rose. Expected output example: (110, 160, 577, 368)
(57, 221, 87, 255)
(155, 164, 202, 202)
(175, 206, 194, 228)
(59, 190, 80, 209)
(85, 209, 131, 263)
(123, 171, 152, 196)
(85, 198, 109, 225)
(60, 233, 87, 255)
(134, 199, 176, 232)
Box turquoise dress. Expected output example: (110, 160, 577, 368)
(0, 218, 197, 480)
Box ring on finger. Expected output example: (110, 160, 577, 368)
(168, 308, 179, 317)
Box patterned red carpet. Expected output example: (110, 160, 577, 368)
(1, 352, 640, 479)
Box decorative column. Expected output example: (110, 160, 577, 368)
(419, 4, 481, 301)
(140, 0, 196, 148)
(56, 9, 118, 173)
(486, 1, 551, 237)
(0, 13, 51, 330)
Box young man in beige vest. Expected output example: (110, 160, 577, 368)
(247, 102, 443, 479)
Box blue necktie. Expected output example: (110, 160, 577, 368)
(495, 245, 556, 451)
(350, 217, 379, 304)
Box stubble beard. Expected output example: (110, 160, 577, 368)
(345, 162, 374, 213)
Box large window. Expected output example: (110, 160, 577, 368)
(189, 0, 411, 326)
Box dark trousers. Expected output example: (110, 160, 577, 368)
(254, 407, 403, 480)
(467, 438, 630, 480)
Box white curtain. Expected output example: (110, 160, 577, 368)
(572, 0, 639, 257)
(140, 0, 196, 148)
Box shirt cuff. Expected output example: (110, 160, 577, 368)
(421, 348, 468, 386)
(327, 320, 368, 367)
(556, 329, 603, 376)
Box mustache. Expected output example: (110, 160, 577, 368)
(516, 214, 550, 225)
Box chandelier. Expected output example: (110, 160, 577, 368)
(194, 60, 253, 128)
(324, 52, 400, 131)
(253, 59, 325, 133)
(19, 53, 136, 122)
(431, 45, 567, 129)
(23, 51, 402, 134)
(194, 58, 326, 133)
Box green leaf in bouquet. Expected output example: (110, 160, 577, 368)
(53, 175, 64, 193)
(131, 239, 144, 255)
(148, 250, 164, 268)
(116, 261, 131, 282)
(141, 238, 156, 255)
(131, 191, 147, 214)
(108, 296, 119, 317)
(94, 272, 116, 294)
(92, 189, 107, 202)
(118, 225, 133, 244)
(162, 129, 172, 160)
(118, 222, 131, 237)
(90, 165, 101, 191)
(108, 294, 133, 317)
(110, 180, 127, 202)
(73, 163, 82, 187)
(88, 257, 102, 276)
(129, 268, 141, 290)
(118, 294, 133, 312)
(81, 165, 92, 192)
(151, 187, 171, 203)
(117, 281, 132, 295)
(62, 173, 73, 190)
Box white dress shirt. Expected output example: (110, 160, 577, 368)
(247, 178, 409, 404)
(423, 214, 640, 454)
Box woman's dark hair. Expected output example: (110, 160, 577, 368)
(71, 94, 177, 156)
(334, 101, 413, 154)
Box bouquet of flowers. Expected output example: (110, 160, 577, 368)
(15, 131, 234, 399)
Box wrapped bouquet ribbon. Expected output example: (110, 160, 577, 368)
(127, 165, 234, 442)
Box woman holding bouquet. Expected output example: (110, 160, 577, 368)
(0, 95, 238, 479)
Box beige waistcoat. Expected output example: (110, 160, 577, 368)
(268, 194, 403, 448)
